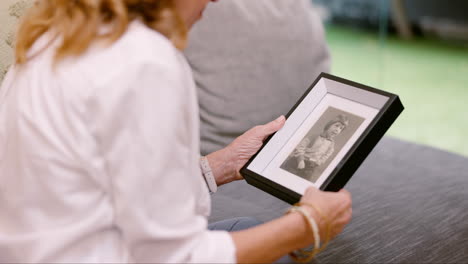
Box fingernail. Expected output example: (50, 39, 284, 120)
(275, 115, 284, 122)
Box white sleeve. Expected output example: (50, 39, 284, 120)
(88, 59, 236, 263)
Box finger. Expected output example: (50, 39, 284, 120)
(338, 189, 351, 198)
(335, 206, 352, 226)
(261, 115, 286, 137)
(327, 194, 351, 216)
(303, 186, 320, 196)
(338, 210, 352, 226)
(338, 189, 352, 206)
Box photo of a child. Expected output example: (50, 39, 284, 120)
(280, 107, 365, 183)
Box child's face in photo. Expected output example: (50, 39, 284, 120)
(326, 122, 345, 138)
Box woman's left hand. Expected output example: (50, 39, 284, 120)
(230, 116, 287, 180)
(207, 116, 286, 186)
(206, 116, 286, 186)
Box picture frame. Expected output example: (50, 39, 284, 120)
(240, 73, 404, 204)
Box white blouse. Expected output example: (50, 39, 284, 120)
(0, 21, 235, 263)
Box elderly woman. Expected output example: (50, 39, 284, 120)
(0, 0, 351, 263)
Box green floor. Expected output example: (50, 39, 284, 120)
(325, 25, 468, 157)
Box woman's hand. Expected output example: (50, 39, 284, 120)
(206, 116, 286, 186)
(228, 115, 286, 180)
(230, 186, 352, 263)
(299, 187, 352, 245)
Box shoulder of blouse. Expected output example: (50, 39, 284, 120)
(66, 20, 185, 90)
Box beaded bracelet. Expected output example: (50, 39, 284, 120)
(297, 202, 331, 253)
(286, 206, 320, 263)
(287, 202, 333, 263)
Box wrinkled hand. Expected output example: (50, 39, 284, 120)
(297, 160, 306, 169)
(299, 187, 352, 245)
(227, 116, 286, 181)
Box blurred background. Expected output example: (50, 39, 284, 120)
(311, 0, 468, 157)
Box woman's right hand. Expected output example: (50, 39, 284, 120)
(299, 187, 352, 243)
(230, 186, 352, 263)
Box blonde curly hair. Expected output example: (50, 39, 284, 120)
(15, 0, 187, 64)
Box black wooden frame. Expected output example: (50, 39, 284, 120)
(240, 73, 404, 204)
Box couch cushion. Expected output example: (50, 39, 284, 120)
(184, 0, 331, 155)
(210, 136, 468, 263)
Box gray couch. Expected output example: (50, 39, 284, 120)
(185, 1, 468, 263)
(185, 0, 330, 156)
(210, 136, 468, 263)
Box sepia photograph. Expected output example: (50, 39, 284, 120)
(280, 107, 365, 183)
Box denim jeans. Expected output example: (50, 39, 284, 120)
(208, 217, 262, 231)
